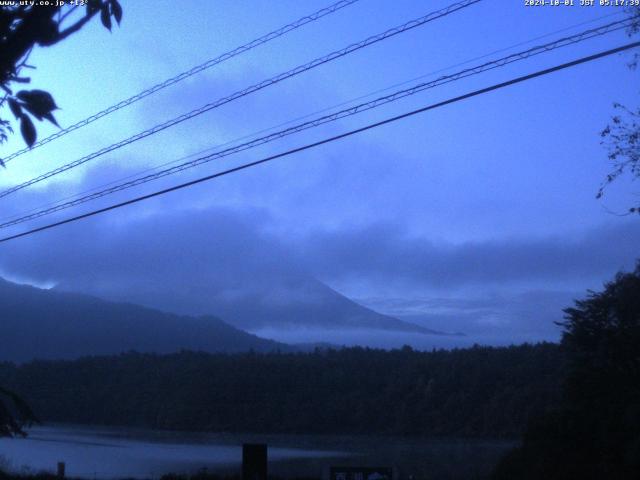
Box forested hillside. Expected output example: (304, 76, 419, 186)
(0, 343, 563, 438)
(0, 278, 288, 362)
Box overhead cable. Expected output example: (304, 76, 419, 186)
(0, 0, 482, 199)
(0, 17, 632, 229)
(1, 40, 637, 244)
(0, 0, 361, 164)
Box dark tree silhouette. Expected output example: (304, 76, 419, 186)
(0, 0, 122, 164)
(0, 387, 38, 437)
(0, 343, 563, 437)
(493, 262, 640, 480)
(0, 0, 122, 437)
(597, 7, 640, 213)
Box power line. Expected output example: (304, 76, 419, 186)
(1, 41, 637, 244)
(0, 0, 482, 200)
(0, 17, 632, 230)
(0, 0, 361, 164)
(4, 8, 621, 224)
(16, 4, 619, 218)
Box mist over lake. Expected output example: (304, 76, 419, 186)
(0, 425, 514, 480)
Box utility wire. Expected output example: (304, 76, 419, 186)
(0, 0, 360, 164)
(17, 5, 621, 218)
(4, 8, 622, 224)
(0, 0, 482, 199)
(0, 17, 632, 230)
(1, 41, 637, 244)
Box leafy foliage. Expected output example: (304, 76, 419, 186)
(0, 0, 123, 165)
(599, 104, 640, 213)
(492, 263, 640, 480)
(598, 7, 640, 212)
(0, 0, 123, 437)
(0, 343, 563, 438)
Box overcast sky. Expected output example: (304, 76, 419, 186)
(0, 0, 638, 346)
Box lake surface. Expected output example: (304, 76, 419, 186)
(0, 424, 515, 479)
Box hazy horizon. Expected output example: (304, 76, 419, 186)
(1, 0, 639, 350)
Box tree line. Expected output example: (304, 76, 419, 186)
(0, 343, 563, 438)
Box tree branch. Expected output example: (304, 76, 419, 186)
(55, 8, 99, 43)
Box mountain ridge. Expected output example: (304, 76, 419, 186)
(56, 276, 440, 335)
(0, 277, 289, 363)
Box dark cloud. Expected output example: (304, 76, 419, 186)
(0, 191, 636, 343)
(1, 156, 637, 346)
(3, 193, 636, 298)
(290, 220, 640, 291)
(0, 204, 290, 291)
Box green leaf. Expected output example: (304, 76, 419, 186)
(17, 89, 58, 110)
(16, 90, 58, 120)
(20, 114, 36, 147)
(43, 112, 60, 127)
(110, 0, 123, 25)
(87, 0, 101, 14)
(34, 17, 60, 46)
(7, 97, 22, 118)
(101, 4, 112, 31)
